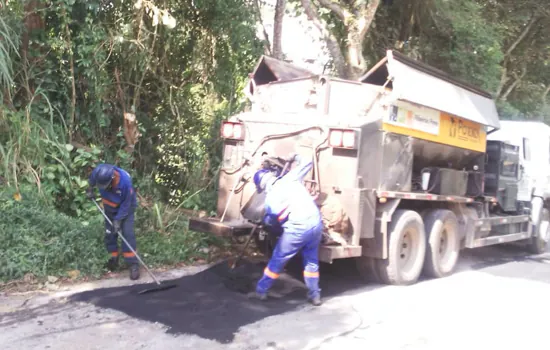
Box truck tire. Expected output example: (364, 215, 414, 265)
(376, 210, 426, 285)
(421, 209, 460, 278)
(529, 208, 550, 254)
(356, 257, 383, 283)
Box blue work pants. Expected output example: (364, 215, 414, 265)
(256, 220, 323, 299)
(104, 211, 138, 264)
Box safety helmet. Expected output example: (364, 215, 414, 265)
(253, 169, 274, 192)
(95, 164, 115, 190)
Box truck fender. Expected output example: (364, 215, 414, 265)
(378, 198, 401, 237)
(531, 196, 544, 234)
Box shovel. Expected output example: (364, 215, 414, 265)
(91, 200, 177, 295)
(222, 224, 260, 293)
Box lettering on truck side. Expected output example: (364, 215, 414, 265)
(382, 101, 486, 153)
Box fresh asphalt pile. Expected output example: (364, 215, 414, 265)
(69, 258, 365, 343)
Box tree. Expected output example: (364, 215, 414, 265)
(272, 0, 286, 59)
(296, 0, 382, 79)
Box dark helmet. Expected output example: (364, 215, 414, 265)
(253, 169, 274, 192)
(95, 164, 115, 190)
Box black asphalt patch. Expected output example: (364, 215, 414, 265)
(69, 258, 366, 344)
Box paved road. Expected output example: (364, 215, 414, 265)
(2, 244, 550, 350)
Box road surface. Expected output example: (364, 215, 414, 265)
(1, 244, 550, 350)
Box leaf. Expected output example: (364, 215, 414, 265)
(67, 270, 80, 279)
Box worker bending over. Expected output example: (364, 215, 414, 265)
(252, 153, 323, 306)
(86, 163, 140, 280)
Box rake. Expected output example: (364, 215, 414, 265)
(91, 200, 177, 295)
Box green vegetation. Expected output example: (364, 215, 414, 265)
(0, 185, 220, 282)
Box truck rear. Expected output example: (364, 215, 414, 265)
(190, 51, 550, 286)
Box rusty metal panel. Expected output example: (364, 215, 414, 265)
(378, 132, 413, 192)
(326, 79, 380, 117)
(251, 55, 314, 86)
(319, 245, 362, 264)
(360, 198, 400, 259)
(359, 189, 377, 239)
(356, 120, 384, 189)
(251, 77, 327, 115)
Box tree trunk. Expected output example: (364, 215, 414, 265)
(543, 85, 550, 107)
(253, 0, 272, 55)
(272, 0, 286, 60)
(311, 0, 381, 79)
(21, 0, 45, 100)
(500, 67, 527, 101)
(345, 24, 366, 79)
(300, 0, 347, 77)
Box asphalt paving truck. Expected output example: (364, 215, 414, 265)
(189, 50, 550, 285)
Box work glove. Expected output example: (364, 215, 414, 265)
(86, 187, 95, 200)
(113, 220, 122, 234)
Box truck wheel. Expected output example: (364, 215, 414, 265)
(529, 208, 550, 254)
(377, 210, 426, 285)
(356, 257, 383, 283)
(422, 209, 460, 278)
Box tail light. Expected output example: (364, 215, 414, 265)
(329, 128, 357, 149)
(221, 121, 244, 140)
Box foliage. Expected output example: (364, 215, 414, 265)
(0, 185, 218, 282)
(0, 0, 261, 283)
(281, 0, 549, 119)
(0, 0, 262, 214)
(365, 0, 549, 118)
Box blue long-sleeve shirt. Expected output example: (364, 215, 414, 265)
(262, 155, 322, 233)
(89, 165, 137, 221)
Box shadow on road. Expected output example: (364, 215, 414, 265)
(462, 243, 550, 270)
(69, 257, 372, 344)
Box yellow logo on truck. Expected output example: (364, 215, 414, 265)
(382, 102, 486, 153)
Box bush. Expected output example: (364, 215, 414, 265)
(0, 186, 217, 283)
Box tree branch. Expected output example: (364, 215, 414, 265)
(358, 0, 381, 40)
(272, 0, 286, 59)
(501, 66, 527, 101)
(496, 64, 509, 98)
(62, 9, 76, 140)
(253, 0, 272, 55)
(504, 15, 538, 59)
(543, 85, 550, 107)
(317, 0, 347, 21)
(300, 0, 346, 77)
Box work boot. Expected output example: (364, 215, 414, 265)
(129, 263, 140, 280)
(308, 295, 322, 306)
(105, 257, 119, 272)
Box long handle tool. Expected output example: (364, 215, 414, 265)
(92, 200, 177, 295)
(223, 224, 260, 293)
(230, 224, 259, 269)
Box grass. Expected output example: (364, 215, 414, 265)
(0, 185, 224, 284)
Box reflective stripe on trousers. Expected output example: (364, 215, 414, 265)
(256, 221, 323, 299)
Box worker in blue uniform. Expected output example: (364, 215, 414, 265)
(86, 163, 140, 280)
(251, 153, 323, 306)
